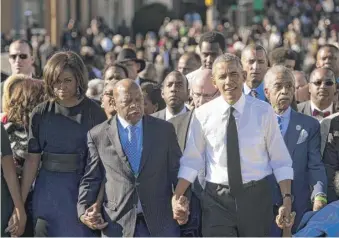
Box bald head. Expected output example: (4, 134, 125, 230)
(309, 68, 335, 83)
(113, 78, 144, 125)
(191, 69, 219, 108)
(293, 71, 307, 89)
(177, 53, 201, 75)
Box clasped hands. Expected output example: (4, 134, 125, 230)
(275, 201, 296, 230)
(80, 203, 108, 230)
(5, 207, 27, 237)
(171, 195, 190, 225)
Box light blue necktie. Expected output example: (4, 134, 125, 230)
(276, 116, 283, 135)
(125, 125, 140, 175)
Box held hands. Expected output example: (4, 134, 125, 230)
(171, 195, 190, 225)
(276, 202, 296, 230)
(5, 207, 27, 237)
(80, 203, 108, 230)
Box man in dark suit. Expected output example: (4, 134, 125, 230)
(152, 71, 189, 121)
(321, 113, 339, 203)
(264, 65, 327, 236)
(77, 79, 189, 237)
(168, 69, 219, 237)
(298, 68, 337, 120)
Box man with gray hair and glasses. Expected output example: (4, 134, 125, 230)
(172, 53, 294, 236)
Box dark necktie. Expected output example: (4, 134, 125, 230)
(250, 89, 258, 98)
(227, 107, 243, 197)
(312, 109, 331, 118)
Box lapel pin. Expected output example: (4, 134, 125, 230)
(296, 125, 301, 131)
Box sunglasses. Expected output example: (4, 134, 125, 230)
(311, 81, 335, 87)
(9, 54, 28, 60)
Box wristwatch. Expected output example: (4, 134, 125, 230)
(282, 193, 294, 203)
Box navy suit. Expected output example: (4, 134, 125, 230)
(269, 109, 327, 236)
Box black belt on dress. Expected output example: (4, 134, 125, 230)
(41, 152, 80, 172)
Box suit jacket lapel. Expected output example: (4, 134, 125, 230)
(178, 110, 193, 151)
(138, 116, 152, 175)
(284, 110, 301, 157)
(320, 117, 332, 156)
(106, 116, 134, 176)
(304, 101, 312, 117)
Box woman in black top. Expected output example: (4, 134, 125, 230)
(18, 51, 106, 236)
(1, 124, 26, 237)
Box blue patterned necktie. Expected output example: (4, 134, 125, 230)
(125, 125, 140, 175)
(276, 116, 283, 135)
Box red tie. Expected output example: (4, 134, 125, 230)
(312, 109, 331, 118)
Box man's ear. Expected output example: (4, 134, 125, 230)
(212, 76, 217, 89)
(242, 70, 247, 83)
(264, 87, 270, 102)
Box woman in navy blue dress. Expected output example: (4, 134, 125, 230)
(18, 51, 106, 236)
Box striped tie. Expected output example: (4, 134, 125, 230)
(276, 116, 283, 135)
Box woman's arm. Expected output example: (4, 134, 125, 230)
(20, 153, 41, 203)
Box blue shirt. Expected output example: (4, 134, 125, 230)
(243, 82, 266, 102)
(117, 115, 143, 167)
(276, 107, 291, 137)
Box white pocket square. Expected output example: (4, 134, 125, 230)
(297, 129, 308, 144)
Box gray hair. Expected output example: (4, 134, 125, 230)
(264, 65, 295, 89)
(86, 79, 104, 101)
(212, 53, 243, 76)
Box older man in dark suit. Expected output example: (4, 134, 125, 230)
(321, 113, 339, 203)
(77, 79, 188, 237)
(298, 68, 337, 120)
(264, 65, 327, 236)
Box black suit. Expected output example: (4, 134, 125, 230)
(321, 114, 339, 203)
(78, 115, 181, 237)
(168, 110, 203, 237)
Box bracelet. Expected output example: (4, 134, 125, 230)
(315, 196, 327, 204)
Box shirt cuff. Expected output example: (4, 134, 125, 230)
(273, 166, 294, 183)
(178, 166, 198, 183)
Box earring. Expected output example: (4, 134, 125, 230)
(76, 87, 81, 99)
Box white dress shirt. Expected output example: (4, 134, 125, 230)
(178, 94, 294, 185)
(165, 106, 187, 121)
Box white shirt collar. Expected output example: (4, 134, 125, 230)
(276, 106, 291, 119)
(135, 77, 140, 86)
(218, 93, 246, 115)
(117, 114, 142, 129)
(310, 101, 333, 114)
(165, 106, 187, 120)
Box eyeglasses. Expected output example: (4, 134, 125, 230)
(191, 90, 219, 100)
(9, 54, 28, 60)
(311, 81, 335, 87)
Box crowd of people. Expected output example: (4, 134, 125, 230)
(1, 0, 339, 237)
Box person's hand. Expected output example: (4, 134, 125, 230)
(171, 195, 190, 225)
(5, 207, 27, 237)
(276, 198, 295, 229)
(313, 199, 326, 211)
(80, 203, 108, 230)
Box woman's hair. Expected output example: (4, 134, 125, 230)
(7, 79, 45, 127)
(43, 51, 88, 99)
(2, 74, 30, 114)
(102, 62, 129, 80)
(140, 82, 166, 111)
